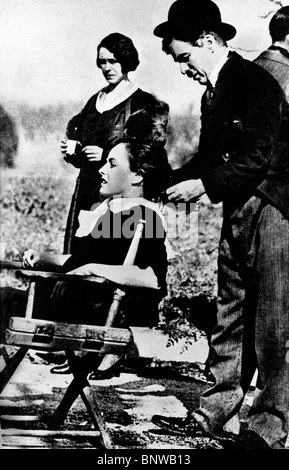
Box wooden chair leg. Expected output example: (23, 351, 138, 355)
(48, 350, 91, 428)
(49, 350, 113, 448)
(0, 346, 28, 394)
(79, 387, 114, 449)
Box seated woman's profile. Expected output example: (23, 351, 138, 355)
(22, 104, 171, 330)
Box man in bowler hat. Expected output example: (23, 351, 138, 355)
(152, 0, 289, 449)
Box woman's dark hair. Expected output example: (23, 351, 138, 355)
(269, 6, 289, 43)
(96, 32, 140, 73)
(126, 140, 170, 201)
(117, 102, 171, 201)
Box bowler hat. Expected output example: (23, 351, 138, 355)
(153, 0, 236, 41)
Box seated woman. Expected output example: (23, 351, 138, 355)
(20, 106, 171, 377)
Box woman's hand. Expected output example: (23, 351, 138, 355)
(22, 249, 41, 268)
(61, 139, 83, 167)
(61, 139, 81, 155)
(60, 139, 68, 154)
(82, 145, 103, 162)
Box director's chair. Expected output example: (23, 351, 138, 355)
(0, 219, 153, 448)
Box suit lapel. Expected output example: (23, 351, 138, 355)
(202, 52, 243, 116)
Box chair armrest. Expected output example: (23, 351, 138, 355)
(1, 260, 157, 292)
(0, 260, 63, 273)
(16, 270, 156, 293)
(0, 260, 24, 270)
(15, 269, 108, 284)
(0, 261, 108, 284)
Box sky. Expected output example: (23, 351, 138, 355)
(1, 0, 289, 113)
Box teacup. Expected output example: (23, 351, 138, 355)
(66, 139, 78, 155)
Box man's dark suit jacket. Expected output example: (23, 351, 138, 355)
(171, 51, 289, 219)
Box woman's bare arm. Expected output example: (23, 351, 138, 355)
(67, 263, 159, 289)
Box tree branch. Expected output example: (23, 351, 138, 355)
(260, 0, 284, 19)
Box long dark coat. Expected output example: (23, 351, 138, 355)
(63, 89, 160, 254)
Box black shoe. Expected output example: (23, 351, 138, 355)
(36, 351, 66, 365)
(151, 413, 209, 437)
(219, 429, 271, 450)
(88, 355, 124, 381)
(89, 368, 121, 381)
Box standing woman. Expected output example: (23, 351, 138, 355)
(61, 32, 168, 254)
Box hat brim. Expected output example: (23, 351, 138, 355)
(153, 21, 170, 38)
(153, 21, 236, 41)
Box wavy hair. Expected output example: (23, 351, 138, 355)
(96, 33, 140, 73)
(118, 102, 170, 201)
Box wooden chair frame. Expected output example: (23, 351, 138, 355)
(0, 219, 151, 448)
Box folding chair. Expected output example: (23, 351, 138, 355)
(1, 219, 151, 448)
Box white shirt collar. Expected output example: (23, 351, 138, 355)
(75, 196, 176, 260)
(76, 197, 163, 238)
(208, 49, 230, 88)
(109, 197, 160, 214)
(96, 78, 138, 113)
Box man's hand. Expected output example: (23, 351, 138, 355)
(166, 179, 206, 202)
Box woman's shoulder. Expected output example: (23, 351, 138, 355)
(128, 202, 166, 232)
(83, 92, 100, 108)
(110, 200, 164, 227)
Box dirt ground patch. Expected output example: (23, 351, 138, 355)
(1, 350, 220, 449)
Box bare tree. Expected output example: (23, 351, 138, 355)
(261, 0, 285, 19)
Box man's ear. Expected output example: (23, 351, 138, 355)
(202, 34, 217, 51)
